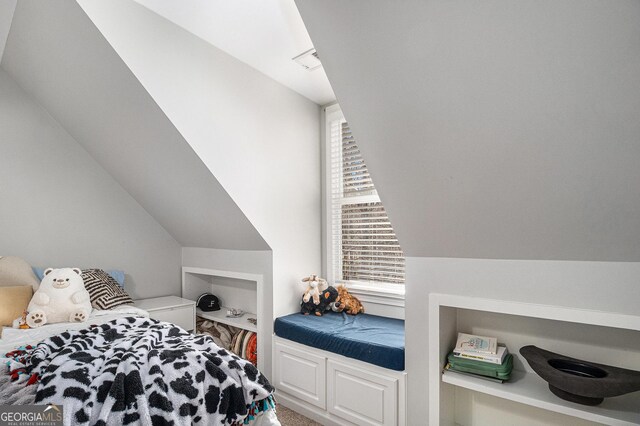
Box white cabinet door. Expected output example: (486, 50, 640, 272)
(274, 341, 326, 409)
(327, 360, 398, 426)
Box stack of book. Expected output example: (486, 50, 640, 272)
(444, 333, 513, 383)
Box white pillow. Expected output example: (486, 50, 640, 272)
(0, 256, 40, 291)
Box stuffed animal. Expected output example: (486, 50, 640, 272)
(13, 311, 31, 329)
(301, 286, 338, 316)
(25, 268, 91, 328)
(331, 285, 365, 315)
(301, 274, 328, 305)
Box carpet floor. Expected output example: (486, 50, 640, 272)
(276, 404, 321, 426)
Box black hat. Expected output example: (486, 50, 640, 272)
(197, 293, 221, 312)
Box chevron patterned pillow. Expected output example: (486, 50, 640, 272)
(82, 269, 133, 310)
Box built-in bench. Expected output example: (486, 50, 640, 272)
(273, 312, 406, 425)
(274, 312, 404, 371)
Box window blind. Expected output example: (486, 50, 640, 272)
(341, 123, 376, 196)
(330, 121, 405, 285)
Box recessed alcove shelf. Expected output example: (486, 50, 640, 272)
(182, 267, 264, 370)
(195, 308, 257, 333)
(429, 294, 640, 426)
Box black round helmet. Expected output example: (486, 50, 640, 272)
(197, 293, 221, 312)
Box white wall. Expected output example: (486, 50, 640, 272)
(0, 68, 181, 298)
(182, 248, 274, 378)
(79, 0, 322, 320)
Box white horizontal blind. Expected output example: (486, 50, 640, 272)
(330, 120, 405, 285)
(341, 123, 376, 197)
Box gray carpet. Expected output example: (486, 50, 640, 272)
(277, 404, 321, 426)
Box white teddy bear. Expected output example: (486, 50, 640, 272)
(26, 267, 91, 328)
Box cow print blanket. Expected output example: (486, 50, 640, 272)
(26, 317, 275, 425)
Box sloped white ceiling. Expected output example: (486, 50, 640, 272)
(131, 0, 335, 105)
(297, 0, 640, 261)
(2, 0, 268, 250)
(77, 0, 321, 320)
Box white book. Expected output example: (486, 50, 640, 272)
(455, 332, 498, 354)
(453, 345, 508, 365)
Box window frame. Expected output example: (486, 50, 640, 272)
(322, 104, 405, 300)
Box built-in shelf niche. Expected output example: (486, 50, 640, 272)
(182, 267, 264, 371)
(429, 294, 640, 426)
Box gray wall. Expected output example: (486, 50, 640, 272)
(298, 0, 640, 261)
(0, 0, 16, 60)
(0, 69, 181, 298)
(2, 0, 267, 251)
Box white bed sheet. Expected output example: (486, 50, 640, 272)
(0, 305, 149, 353)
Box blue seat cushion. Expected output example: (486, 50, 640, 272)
(274, 312, 405, 371)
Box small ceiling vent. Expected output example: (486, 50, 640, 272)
(293, 48, 322, 71)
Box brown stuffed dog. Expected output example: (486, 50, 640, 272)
(331, 284, 364, 315)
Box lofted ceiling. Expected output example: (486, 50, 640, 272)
(297, 0, 640, 261)
(132, 0, 335, 105)
(2, 0, 269, 251)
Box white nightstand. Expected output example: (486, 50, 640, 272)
(133, 296, 196, 332)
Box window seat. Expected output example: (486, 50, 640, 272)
(274, 311, 405, 371)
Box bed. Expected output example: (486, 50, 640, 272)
(0, 305, 280, 425)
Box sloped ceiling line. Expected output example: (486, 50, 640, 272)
(131, 0, 335, 105)
(2, 0, 269, 251)
(77, 0, 321, 322)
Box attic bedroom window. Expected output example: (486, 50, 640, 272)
(325, 105, 405, 292)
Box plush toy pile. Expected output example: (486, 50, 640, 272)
(299, 275, 364, 316)
(301, 286, 338, 316)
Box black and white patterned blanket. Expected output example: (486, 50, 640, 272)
(26, 317, 275, 425)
